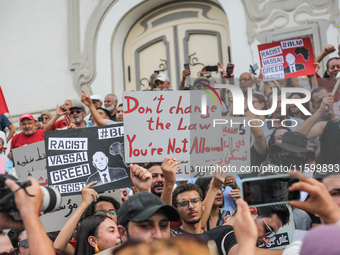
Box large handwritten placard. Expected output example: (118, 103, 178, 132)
(45, 124, 133, 196)
(258, 37, 315, 81)
(12, 141, 48, 185)
(123, 91, 223, 166)
(40, 190, 121, 232)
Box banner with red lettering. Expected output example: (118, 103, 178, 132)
(0, 86, 9, 115)
(258, 37, 315, 81)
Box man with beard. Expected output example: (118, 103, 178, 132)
(69, 102, 91, 128)
(10, 114, 45, 158)
(104, 94, 118, 121)
(145, 162, 164, 197)
(171, 183, 209, 241)
(261, 90, 304, 144)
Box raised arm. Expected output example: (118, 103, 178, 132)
(81, 90, 107, 126)
(53, 182, 98, 255)
(179, 69, 190, 90)
(5, 178, 55, 255)
(44, 105, 66, 130)
(295, 93, 332, 139)
(6, 123, 16, 142)
(130, 164, 152, 193)
(160, 157, 180, 205)
(315, 44, 336, 64)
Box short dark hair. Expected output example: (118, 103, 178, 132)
(96, 107, 110, 117)
(172, 183, 203, 207)
(326, 57, 340, 70)
(145, 162, 163, 170)
(79, 196, 120, 223)
(118, 103, 123, 108)
(257, 204, 290, 225)
(310, 87, 329, 105)
(195, 177, 212, 198)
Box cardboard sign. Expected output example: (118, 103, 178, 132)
(45, 124, 133, 196)
(12, 141, 48, 185)
(258, 37, 315, 81)
(123, 91, 223, 165)
(40, 190, 121, 232)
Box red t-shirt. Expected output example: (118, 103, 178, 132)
(52, 119, 67, 130)
(11, 129, 45, 151)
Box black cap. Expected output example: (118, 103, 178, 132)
(271, 132, 315, 158)
(117, 192, 180, 226)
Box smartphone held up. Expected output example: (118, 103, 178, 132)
(241, 174, 300, 207)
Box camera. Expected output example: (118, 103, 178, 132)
(0, 174, 62, 220)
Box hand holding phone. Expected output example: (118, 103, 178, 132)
(225, 63, 234, 79)
(205, 65, 218, 72)
(241, 174, 300, 207)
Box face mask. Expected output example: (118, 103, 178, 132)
(280, 155, 304, 170)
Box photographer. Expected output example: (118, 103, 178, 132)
(0, 178, 54, 255)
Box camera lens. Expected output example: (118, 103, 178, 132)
(41, 186, 62, 213)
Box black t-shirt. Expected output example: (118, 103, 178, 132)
(171, 227, 210, 242)
(109, 113, 117, 121)
(207, 225, 237, 255)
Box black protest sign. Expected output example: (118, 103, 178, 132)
(45, 124, 132, 196)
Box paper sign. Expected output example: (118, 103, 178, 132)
(12, 141, 48, 185)
(258, 37, 315, 81)
(45, 124, 133, 196)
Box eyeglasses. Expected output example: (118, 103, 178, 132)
(18, 239, 28, 248)
(94, 209, 117, 217)
(177, 198, 202, 209)
(70, 110, 82, 115)
(258, 216, 275, 240)
(0, 249, 19, 255)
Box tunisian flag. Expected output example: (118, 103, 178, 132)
(0, 86, 9, 115)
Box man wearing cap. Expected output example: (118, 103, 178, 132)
(10, 114, 45, 152)
(153, 74, 172, 91)
(117, 162, 180, 243)
(69, 101, 91, 129)
(117, 191, 180, 243)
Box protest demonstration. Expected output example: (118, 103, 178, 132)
(2, 1, 340, 255)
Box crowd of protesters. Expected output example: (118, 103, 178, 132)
(1, 43, 340, 255)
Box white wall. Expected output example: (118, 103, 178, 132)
(0, 0, 78, 117)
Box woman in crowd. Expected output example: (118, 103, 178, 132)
(74, 215, 120, 255)
(251, 94, 267, 121)
(267, 127, 291, 150)
(287, 93, 309, 120)
(53, 182, 120, 255)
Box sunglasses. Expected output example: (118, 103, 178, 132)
(70, 110, 82, 114)
(0, 249, 19, 255)
(18, 239, 28, 248)
(259, 216, 275, 240)
(177, 197, 202, 209)
(94, 209, 117, 217)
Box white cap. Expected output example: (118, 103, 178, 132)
(90, 95, 103, 102)
(153, 74, 170, 85)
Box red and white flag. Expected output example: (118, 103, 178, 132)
(0, 86, 9, 115)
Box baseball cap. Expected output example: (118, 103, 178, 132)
(69, 101, 85, 111)
(153, 74, 170, 85)
(19, 113, 35, 122)
(90, 95, 102, 102)
(117, 192, 180, 226)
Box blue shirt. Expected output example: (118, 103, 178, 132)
(0, 114, 11, 131)
(0, 152, 13, 173)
